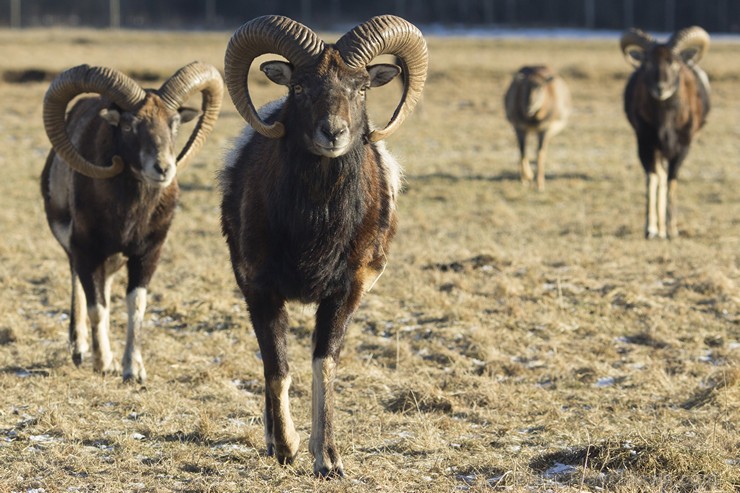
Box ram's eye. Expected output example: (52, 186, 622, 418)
(120, 123, 133, 133)
(293, 84, 303, 94)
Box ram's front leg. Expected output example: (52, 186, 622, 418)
(535, 131, 551, 191)
(310, 282, 363, 478)
(122, 251, 160, 384)
(515, 128, 533, 185)
(667, 178, 679, 239)
(246, 290, 300, 465)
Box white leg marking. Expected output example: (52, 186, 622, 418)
(268, 375, 300, 461)
(310, 357, 343, 475)
(123, 287, 147, 383)
(520, 156, 533, 183)
(89, 303, 115, 374)
(90, 265, 116, 374)
(646, 172, 659, 239)
(70, 271, 88, 360)
(656, 165, 668, 239)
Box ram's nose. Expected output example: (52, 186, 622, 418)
(141, 153, 177, 187)
(320, 122, 348, 146)
(312, 117, 351, 157)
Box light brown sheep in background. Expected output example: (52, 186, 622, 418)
(504, 65, 572, 191)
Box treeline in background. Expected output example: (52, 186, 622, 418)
(1, 0, 737, 33)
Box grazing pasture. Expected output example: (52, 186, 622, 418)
(0, 28, 737, 492)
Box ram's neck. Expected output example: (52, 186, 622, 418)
(280, 142, 364, 202)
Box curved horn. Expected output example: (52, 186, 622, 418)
(620, 28, 655, 54)
(224, 15, 325, 138)
(43, 65, 147, 178)
(620, 28, 655, 67)
(158, 61, 224, 170)
(668, 26, 710, 64)
(335, 15, 428, 142)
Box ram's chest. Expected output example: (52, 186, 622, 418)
(69, 180, 177, 256)
(262, 171, 367, 299)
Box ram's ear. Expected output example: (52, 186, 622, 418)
(623, 45, 646, 68)
(178, 106, 200, 124)
(678, 47, 702, 66)
(368, 64, 401, 88)
(99, 108, 121, 126)
(260, 61, 293, 86)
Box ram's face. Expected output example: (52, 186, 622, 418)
(643, 45, 682, 101)
(100, 94, 199, 187)
(521, 76, 549, 117)
(261, 50, 400, 158)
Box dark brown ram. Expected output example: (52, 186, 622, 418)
(41, 62, 223, 383)
(220, 15, 427, 477)
(621, 26, 710, 239)
(504, 65, 572, 191)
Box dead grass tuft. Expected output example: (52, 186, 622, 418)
(681, 367, 740, 410)
(531, 434, 740, 491)
(385, 387, 454, 414)
(682, 268, 737, 298)
(0, 327, 17, 345)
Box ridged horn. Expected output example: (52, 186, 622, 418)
(43, 65, 147, 178)
(668, 26, 710, 64)
(157, 61, 224, 170)
(335, 15, 428, 142)
(224, 15, 325, 138)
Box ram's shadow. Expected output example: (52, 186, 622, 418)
(406, 170, 592, 184)
(0, 364, 53, 378)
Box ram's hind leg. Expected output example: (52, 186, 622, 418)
(310, 282, 363, 478)
(247, 291, 300, 465)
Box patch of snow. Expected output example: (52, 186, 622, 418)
(29, 434, 58, 443)
(595, 376, 616, 387)
(543, 462, 577, 478)
(211, 443, 251, 453)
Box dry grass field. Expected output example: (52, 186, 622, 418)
(0, 27, 738, 492)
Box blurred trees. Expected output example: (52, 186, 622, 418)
(1, 0, 737, 33)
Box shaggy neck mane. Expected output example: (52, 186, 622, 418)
(266, 131, 370, 301)
(273, 139, 367, 238)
